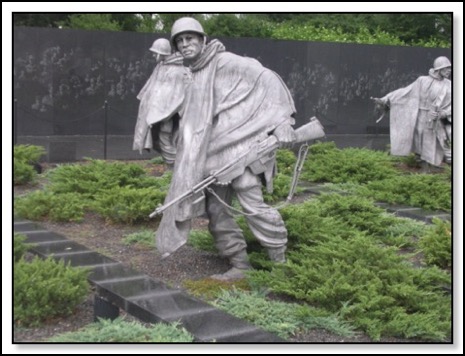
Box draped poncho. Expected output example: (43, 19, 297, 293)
(381, 70, 451, 165)
(156, 40, 296, 256)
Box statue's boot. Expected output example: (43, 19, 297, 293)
(210, 250, 251, 281)
(267, 246, 287, 263)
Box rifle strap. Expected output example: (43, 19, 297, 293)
(205, 186, 273, 217)
(286, 143, 309, 202)
(205, 144, 310, 217)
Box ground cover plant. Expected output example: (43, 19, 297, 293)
(13, 144, 452, 342)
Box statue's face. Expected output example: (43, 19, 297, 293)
(439, 67, 451, 79)
(175, 32, 204, 63)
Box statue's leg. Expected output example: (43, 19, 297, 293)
(233, 169, 287, 263)
(206, 185, 251, 280)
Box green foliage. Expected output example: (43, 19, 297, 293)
(135, 14, 157, 33)
(276, 149, 298, 174)
(14, 191, 87, 222)
(301, 142, 398, 184)
(16, 160, 171, 223)
(266, 14, 450, 47)
(203, 14, 274, 38)
(401, 153, 422, 168)
(49, 193, 88, 222)
(49, 160, 150, 197)
(316, 194, 400, 238)
(272, 24, 406, 46)
(149, 156, 166, 165)
(14, 233, 29, 262)
(419, 218, 451, 269)
(122, 230, 154, 248)
(94, 186, 166, 224)
(263, 173, 292, 203)
(48, 317, 193, 342)
(250, 237, 451, 340)
(280, 193, 406, 245)
(14, 144, 46, 163)
(14, 145, 46, 185)
(382, 218, 428, 248)
(357, 173, 451, 212)
(187, 230, 216, 252)
(299, 142, 450, 212)
(14, 191, 53, 220)
(183, 279, 250, 300)
(14, 257, 89, 326)
(249, 196, 451, 340)
(14, 158, 35, 185)
(65, 14, 121, 31)
(214, 290, 354, 339)
(263, 149, 298, 203)
(14, 13, 451, 48)
(14, 13, 70, 28)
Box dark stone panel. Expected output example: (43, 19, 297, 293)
(94, 277, 177, 303)
(173, 308, 283, 342)
(13, 221, 43, 232)
(212, 328, 285, 343)
(32, 240, 89, 256)
(48, 141, 76, 162)
(130, 294, 214, 320)
(50, 251, 117, 267)
(14, 27, 451, 138)
(89, 263, 145, 283)
(16, 230, 68, 244)
(94, 295, 120, 322)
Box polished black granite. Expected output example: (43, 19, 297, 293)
(89, 264, 145, 282)
(13, 221, 42, 232)
(15, 230, 69, 244)
(52, 251, 117, 267)
(33, 240, 90, 256)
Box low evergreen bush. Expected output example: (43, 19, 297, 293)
(94, 186, 165, 224)
(187, 230, 216, 252)
(419, 218, 452, 269)
(356, 174, 451, 212)
(14, 233, 29, 262)
(14, 160, 172, 224)
(14, 257, 89, 326)
(14, 191, 87, 222)
(301, 143, 397, 184)
(13, 144, 46, 185)
(248, 195, 451, 341)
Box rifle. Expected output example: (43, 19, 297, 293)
(149, 117, 325, 218)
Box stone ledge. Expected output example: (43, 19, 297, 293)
(14, 219, 285, 343)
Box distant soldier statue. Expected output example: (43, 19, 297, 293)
(372, 56, 452, 169)
(133, 38, 186, 165)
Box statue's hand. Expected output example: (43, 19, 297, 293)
(371, 97, 386, 109)
(438, 110, 450, 120)
(273, 123, 296, 148)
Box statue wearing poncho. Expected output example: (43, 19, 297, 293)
(156, 40, 296, 260)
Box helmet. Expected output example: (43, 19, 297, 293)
(170, 17, 206, 48)
(149, 38, 171, 55)
(433, 56, 451, 71)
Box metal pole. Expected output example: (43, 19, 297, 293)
(103, 101, 108, 160)
(14, 99, 18, 145)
